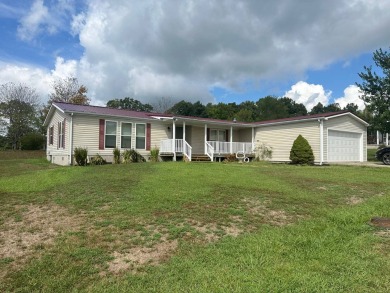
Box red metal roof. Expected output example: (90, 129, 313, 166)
(52, 102, 363, 126)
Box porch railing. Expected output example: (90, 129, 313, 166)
(205, 142, 214, 161)
(207, 141, 254, 154)
(160, 139, 192, 161)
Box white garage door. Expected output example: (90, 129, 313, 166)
(328, 130, 361, 162)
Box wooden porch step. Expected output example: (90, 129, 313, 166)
(191, 154, 211, 162)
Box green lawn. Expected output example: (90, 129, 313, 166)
(1, 155, 390, 292)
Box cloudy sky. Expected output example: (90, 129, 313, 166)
(1, 0, 389, 110)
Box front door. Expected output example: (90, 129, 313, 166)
(175, 127, 183, 139)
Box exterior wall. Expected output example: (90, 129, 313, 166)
(72, 114, 169, 163)
(190, 126, 205, 154)
(324, 115, 367, 162)
(255, 121, 320, 162)
(238, 128, 253, 142)
(46, 110, 70, 166)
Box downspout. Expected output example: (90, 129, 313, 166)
(69, 113, 73, 165)
(318, 118, 324, 165)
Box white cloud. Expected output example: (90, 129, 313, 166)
(3, 0, 390, 106)
(334, 85, 365, 110)
(284, 81, 332, 111)
(17, 0, 50, 41)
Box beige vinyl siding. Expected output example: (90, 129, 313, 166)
(72, 114, 169, 162)
(255, 121, 320, 162)
(324, 115, 367, 162)
(238, 128, 253, 142)
(46, 110, 70, 165)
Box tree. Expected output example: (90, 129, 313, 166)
(206, 102, 238, 120)
(49, 77, 90, 105)
(106, 97, 153, 112)
(167, 100, 208, 117)
(279, 97, 307, 117)
(310, 102, 325, 114)
(356, 47, 390, 133)
(151, 97, 175, 113)
(256, 96, 289, 121)
(0, 83, 39, 149)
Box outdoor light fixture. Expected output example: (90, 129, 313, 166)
(167, 126, 171, 131)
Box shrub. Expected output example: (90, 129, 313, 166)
(123, 149, 145, 163)
(150, 147, 160, 162)
(289, 135, 314, 165)
(74, 147, 88, 166)
(223, 153, 237, 163)
(21, 133, 45, 150)
(254, 143, 273, 161)
(90, 154, 107, 165)
(113, 148, 121, 164)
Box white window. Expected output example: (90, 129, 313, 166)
(49, 126, 54, 145)
(136, 123, 146, 149)
(58, 121, 65, 148)
(105, 121, 117, 148)
(210, 129, 226, 141)
(121, 122, 132, 149)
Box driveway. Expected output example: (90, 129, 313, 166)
(330, 161, 389, 168)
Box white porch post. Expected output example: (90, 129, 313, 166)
(173, 119, 176, 161)
(183, 121, 186, 142)
(377, 130, 380, 145)
(319, 119, 324, 165)
(230, 126, 233, 154)
(386, 133, 389, 146)
(204, 124, 207, 154)
(252, 127, 254, 151)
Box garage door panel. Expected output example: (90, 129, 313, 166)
(328, 130, 361, 162)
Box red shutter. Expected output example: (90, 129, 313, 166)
(207, 128, 210, 141)
(63, 119, 66, 148)
(99, 119, 105, 150)
(226, 129, 229, 142)
(146, 123, 151, 151)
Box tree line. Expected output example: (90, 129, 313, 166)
(1, 47, 389, 150)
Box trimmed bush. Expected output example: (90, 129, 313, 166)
(254, 143, 273, 161)
(150, 147, 160, 162)
(113, 148, 121, 164)
(123, 149, 145, 163)
(74, 147, 88, 166)
(289, 135, 314, 165)
(90, 154, 107, 165)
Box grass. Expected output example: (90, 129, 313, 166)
(0, 154, 390, 292)
(368, 147, 378, 162)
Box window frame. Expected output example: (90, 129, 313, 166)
(58, 121, 64, 148)
(209, 129, 226, 141)
(135, 123, 146, 150)
(105, 120, 117, 149)
(49, 126, 54, 145)
(120, 122, 132, 149)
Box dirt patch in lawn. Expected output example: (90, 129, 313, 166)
(346, 196, 364, 205)
(107, 237, 178, 274)
(243, 198, 295, 226)
(0, 203, 84, 278)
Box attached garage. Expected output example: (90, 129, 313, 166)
(255, 111, 368, 164)
(327, 130, 362, 162)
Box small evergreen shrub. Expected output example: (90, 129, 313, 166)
(150, 147, 160, 162)
(74, 147, 88, 166)
(123, 149, 145, 163)
(90, 154, 107, 165)
(113, 148, 121, 164)
(289, 135, 314, 165)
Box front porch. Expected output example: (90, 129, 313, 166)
(160, 139, 254, 161)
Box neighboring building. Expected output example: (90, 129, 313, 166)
(44, 102, 369, 165)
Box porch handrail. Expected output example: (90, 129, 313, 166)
(205, 142, 214, 161)
(183, 140, 192, 161)
(207, 141, 254, 154)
